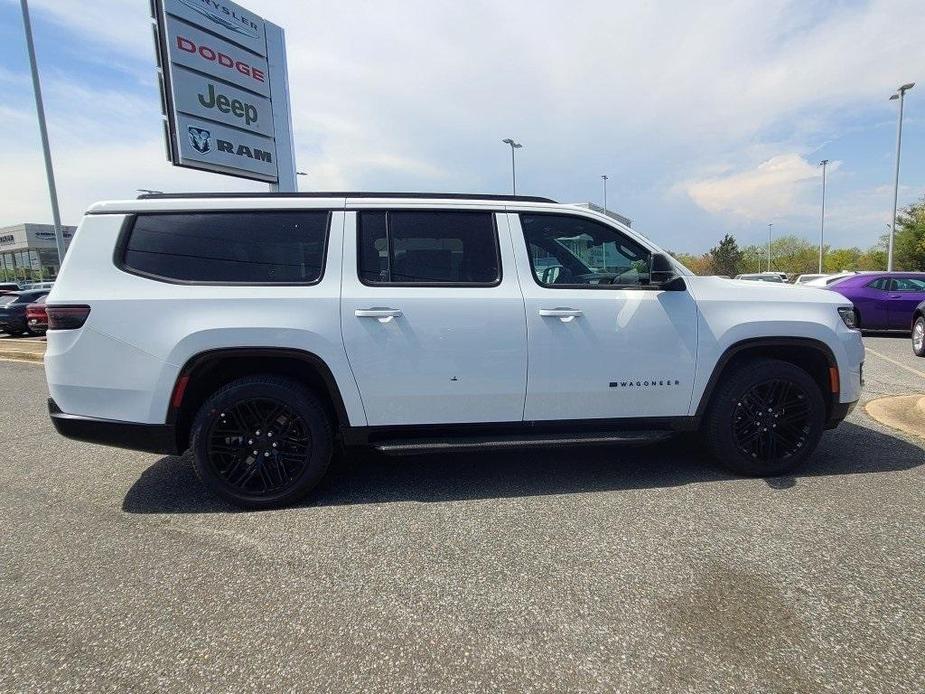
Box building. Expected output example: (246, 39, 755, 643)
(0, 223, 75, 280)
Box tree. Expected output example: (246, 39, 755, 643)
(824, 247, 861, 272)
(892, 196, 925, 271)
(769, 235, 817, 275)
(708, 234, 744, 277)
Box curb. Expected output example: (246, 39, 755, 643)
(0, 350, 44, 363)
(865, 395, 925, 441)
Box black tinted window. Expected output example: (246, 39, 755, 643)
(520, 213, 651, 287)
(358, 211, 499, 285)
(123, 212, 329, 284)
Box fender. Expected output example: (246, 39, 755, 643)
(167, 347, 352, 431)
(693, 337, 838, 419)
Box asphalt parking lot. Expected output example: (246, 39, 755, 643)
(1, 335, 923, 692)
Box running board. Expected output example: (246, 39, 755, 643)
(373, 430, 675, 455)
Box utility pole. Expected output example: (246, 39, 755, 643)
(502, 138, 522, 195)
(767, 223, 773, 272)
(818, 159, 829, 273)
(888, 83, 914, 271)
(19, 0, 67, 272)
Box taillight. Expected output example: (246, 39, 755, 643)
(46, 305, 91, 330)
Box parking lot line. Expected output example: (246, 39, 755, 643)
(866, 347, 925, 380)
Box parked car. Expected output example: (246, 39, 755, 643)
(21, 281, 55, 291)
(825, 272, 925, 331)
(26, 294, 49, 335)
(0, 282, 21, 294)
(0, 290, 51, 336)
(46, 192, 864, 508)
(734, 272, 786, 283)
(794, 274, 828, 284)
(802, 272, 860, 287)
(912, 300, 925, 357)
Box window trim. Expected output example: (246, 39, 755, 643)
(356, 209, 503, 288)
(114, 211, 332, 287)
(518, 211, 658, 291)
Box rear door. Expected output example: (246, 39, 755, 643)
(887, 277, 925, 329)
(340, 207, 527, 426)
(508, 211, 698, 422)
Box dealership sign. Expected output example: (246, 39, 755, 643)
(152, 0, 295, 186)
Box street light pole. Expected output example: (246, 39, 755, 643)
(767, 223, 773, 272)
(601, 174, 608, 211)
(888, 82, 914, 271)
(502, 138, 522, 195)
(19, 0, 67, 272)
(818, 159, 829, 273)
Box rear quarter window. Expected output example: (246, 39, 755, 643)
(120, 211, 330, 284)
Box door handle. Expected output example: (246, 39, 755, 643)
(539, 308, 583, 322)
(355, 308, 402, 322)
(889, 294, 901, 299)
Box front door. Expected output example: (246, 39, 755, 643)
(508, 211, 698, 422)
(887, 277, 925, 329)
(340, 209, 527, 426)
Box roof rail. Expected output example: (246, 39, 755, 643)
(135, 191, 558, 203)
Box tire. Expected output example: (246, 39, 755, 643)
(913, 316, 925, 357)
(704, 358, 826, 477)
(189, 375, 333, 509)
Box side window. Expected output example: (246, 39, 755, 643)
(123, 212, 329, 284)
(893, 278, 925, 292)
(867, 278, 890, 290)
(358, 211, 500, 285)
(520, 213, 651, 287)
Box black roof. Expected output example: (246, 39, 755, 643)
(136, 191, 557, 203)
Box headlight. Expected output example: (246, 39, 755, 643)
(837, 306, 858, 329)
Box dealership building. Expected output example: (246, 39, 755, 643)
(0, 223, 75, 279)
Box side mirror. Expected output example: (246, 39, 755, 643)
(649, 253, 686, 291)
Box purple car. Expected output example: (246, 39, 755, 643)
(826, 272, 925, 331)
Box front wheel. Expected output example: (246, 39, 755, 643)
(704, 358, 826, 477)
(189, 375, 333, 509)
(913, 316, 925, 357)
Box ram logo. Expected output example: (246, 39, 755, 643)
(187, 126, 212, 154)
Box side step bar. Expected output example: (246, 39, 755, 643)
(373, 430, 675, 456)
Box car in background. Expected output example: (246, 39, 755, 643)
(802, 272, 860, 287)
(0, 289, 50, 336)
(794, 273, 828, 284)
(0, 282, 21, 295)
(912, 300, 925, 357)
(734, 272, 787, 283)
(20, 281, 55, 291)
(825, 272, 925, 331)
(26, 295, 49, 336)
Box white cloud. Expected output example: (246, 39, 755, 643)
(683, 154, 838, 221)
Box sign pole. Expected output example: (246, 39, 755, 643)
(19, 0, 67, 272)
(265, 22, 296, 192)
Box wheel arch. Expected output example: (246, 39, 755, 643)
(694, 337, 838, 420)
(167, 347, 352, 452)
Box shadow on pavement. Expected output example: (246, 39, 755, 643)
(122, 420, 924, 514)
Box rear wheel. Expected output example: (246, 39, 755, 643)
(189, 375, 333, 509)
(913, 316, 925, 357)
(704, 358, 825, 477)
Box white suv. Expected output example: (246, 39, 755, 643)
(45, 193, 864, 508)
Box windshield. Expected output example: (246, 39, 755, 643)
(0, 294, 20, 307)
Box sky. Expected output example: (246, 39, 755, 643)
(0, 0, 923, 254)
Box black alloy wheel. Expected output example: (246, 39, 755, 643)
(207, 397, 311, 496)
(190, 375, 333, 509)
(705, 358, 825, 477)
(731, 378, 811, 462)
